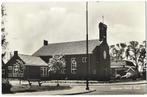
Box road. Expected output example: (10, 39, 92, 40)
(83, 83, 147, 95)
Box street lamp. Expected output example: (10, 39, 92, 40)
(86, 1, 89, 90)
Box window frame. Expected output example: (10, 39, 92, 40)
(40, 67, 48, 77)
(71, 57, 77, 74)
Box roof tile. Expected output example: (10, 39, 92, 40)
(33, 39, 100, 56)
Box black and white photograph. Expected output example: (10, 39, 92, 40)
(1, 0, 147, 95)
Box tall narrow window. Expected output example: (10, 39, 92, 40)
(71, 58, 77, 74)
(40, 67, 43, 77)
(40, 67, 48, 77)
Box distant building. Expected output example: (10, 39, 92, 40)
(5, 51, 48, 80)
(110, 59, 139, 79)
(110, 60, 126, 79)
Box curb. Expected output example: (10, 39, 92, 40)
(59, 89, 96, 95)
(71, 81, 147, 86)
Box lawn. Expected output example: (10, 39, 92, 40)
(10, 84, 71, 93)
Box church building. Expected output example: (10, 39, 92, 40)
(33, 22, 110, 81)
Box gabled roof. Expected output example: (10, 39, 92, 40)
(33, 39, 101, 56)
(18, 54, 48, 66)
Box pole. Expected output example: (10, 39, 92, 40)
(86, 1, 89, 90)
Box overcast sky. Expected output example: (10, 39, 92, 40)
(5, 1, 145, 55)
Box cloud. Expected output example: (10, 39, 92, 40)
(5, 2, 145, 55)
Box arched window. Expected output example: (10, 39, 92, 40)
(71, 58, 77, 74)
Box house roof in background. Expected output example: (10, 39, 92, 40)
(111, 60, 126, 68)
(33, 39, 101, 56)
(18, 54, 48, 66)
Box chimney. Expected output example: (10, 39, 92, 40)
(44, 40, 48, 46)
(99, 22, 107, 42)
(14, 51, 18, 56)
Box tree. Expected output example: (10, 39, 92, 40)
(110, 41, 146, 78)
(116, 43, 127, 60)
(1, 3, 12, 93)
(1, 3, 8, 63)
(48, 55, 66, 86)
(110, 43, 127, 61)
(139, 45, 146, 60)
(138, 43, 146, 76)
(128, 41, 139, 67)
(109, 45, 117, 61)
(126, 41, 146, 77)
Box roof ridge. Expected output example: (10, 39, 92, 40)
(19, 54, 39, 58)
(47, 39, 99, 45)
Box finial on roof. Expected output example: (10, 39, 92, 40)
(102, 15, 104, 23)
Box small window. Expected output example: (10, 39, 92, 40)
(8, 66, 12, 70)
(82, 57, 87, 63)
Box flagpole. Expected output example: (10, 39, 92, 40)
(86, 1, 89, 90)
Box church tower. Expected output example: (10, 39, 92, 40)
(99, 22, 107, 42)
(93, 22, 110, 81)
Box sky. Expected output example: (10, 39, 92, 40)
(4, 1, 145, 55)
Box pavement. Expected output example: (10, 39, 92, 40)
(86, 80, 147, 86)
(85, 82, 147, 95)
(5, 86, 96, 95)
(35, 86, 96, 95)
(4, 80, 147, 95)
(55, 86, 96, 95)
